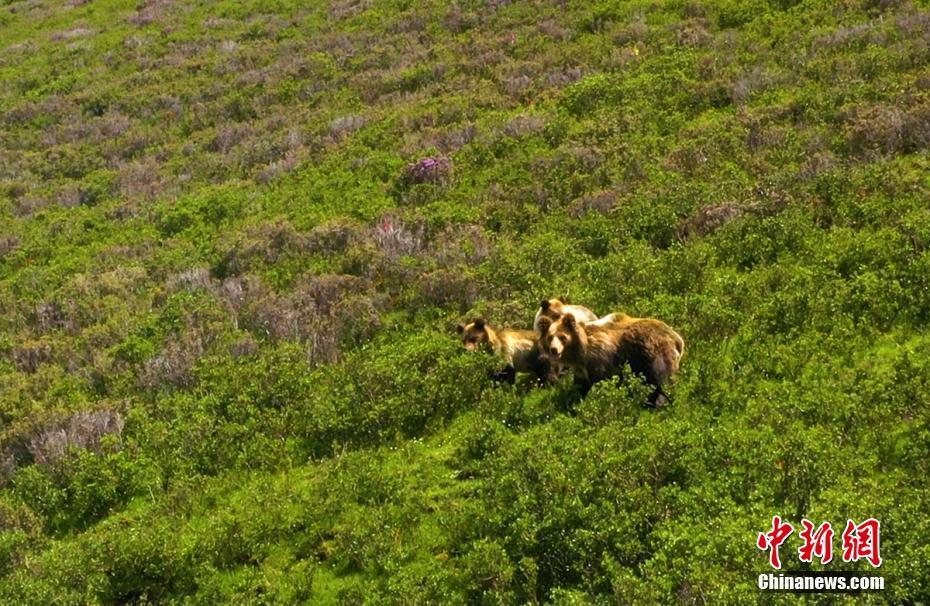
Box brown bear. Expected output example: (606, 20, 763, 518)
(457, 319, 555, 384)
(534, 297, 599, 333)
(537, 312, 684, 406)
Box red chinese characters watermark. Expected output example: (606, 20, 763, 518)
(798, 519, 833, 564)
(842, 518, 882, 567)
(758, 517, 882, 569)
(757, 515, 794, 569)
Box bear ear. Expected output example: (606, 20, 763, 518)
(539, 299, 550, 311)
(474, 318, 485, 329)
(456, 324, 465, 334)
(562, 313, 576, 329)
(536, 316, 552, 334)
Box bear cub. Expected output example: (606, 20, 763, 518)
(458, 319, 555, 384)
(533, 297, 598, 333)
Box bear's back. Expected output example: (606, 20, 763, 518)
(586, 317, 683, 381)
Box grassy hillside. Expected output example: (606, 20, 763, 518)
(1, 0, 930, 602)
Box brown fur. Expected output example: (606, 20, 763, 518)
(534, 297, 598, 333)
(538, 313, 684, 406)
(595, 313, 685, 358)
(457, 319, 555, 384)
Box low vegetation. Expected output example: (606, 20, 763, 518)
(1, 0, 930, 602)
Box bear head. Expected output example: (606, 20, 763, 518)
(538, 297, 569, 313)
(538, 313, 580, 360)
(536, 297, 569, 327)
(457, 318, 491, 351)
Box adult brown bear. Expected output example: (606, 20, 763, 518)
(537, 312, 684, 406)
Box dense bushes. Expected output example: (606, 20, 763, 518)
(2, 0, 930, 603)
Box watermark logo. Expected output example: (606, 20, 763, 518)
(841, 518, 882, 567)
(756, 516, 883, 593)
(757, 516, 882, 569)
(756, 515, 794, 569)
(798, 519, 833, 564)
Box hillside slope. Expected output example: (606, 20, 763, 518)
(1, 0, 930, 603)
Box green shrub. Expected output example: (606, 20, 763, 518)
(3, 0, 930, 602)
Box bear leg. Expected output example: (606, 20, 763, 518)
(492, 365, 517, 384)
(533, 355, 559, 386)
(647, 386, 670, 408)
